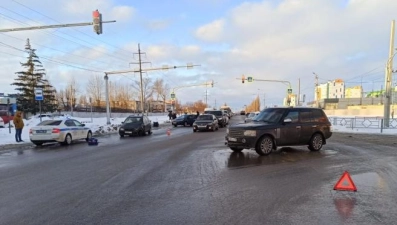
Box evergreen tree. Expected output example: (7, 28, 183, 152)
(11, 38, 58, 114)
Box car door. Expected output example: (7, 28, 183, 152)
(299, 109, 316, 144)
(278, 109, 301, 146)
(64, 120, 79, 139)
(72, 120, 85, 139)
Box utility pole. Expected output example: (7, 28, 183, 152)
(384, 20, 395, 128)
(104, 63, 200, 124)
(313, 72, 319, 107)
(298, 78, 301, 106)
(130, 44, 151, 115)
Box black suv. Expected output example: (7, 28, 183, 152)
(172, 114, 198, 127)
(119, 115, 152, 137)
(204, 110, 227, 127)
(225, 107, 332, 156)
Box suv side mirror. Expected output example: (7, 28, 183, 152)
(121, 122, 124, 124)
(283, 118, 292, 123)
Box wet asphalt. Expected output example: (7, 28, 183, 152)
(0, 116, 397, 225)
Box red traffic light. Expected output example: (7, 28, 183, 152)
(242, 75, 245, 83)
(92, 10, 102, 35)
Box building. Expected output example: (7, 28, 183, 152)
(315, 79, 345, 101)
(283, 94, 298, 106)
(345, 86, 362, 98)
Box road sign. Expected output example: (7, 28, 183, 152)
(287, 88, 292, 94)
(333, 171, 357, 192)
(170, 92, 175, 99)
(247, 77, 253, 82)
(35, 88, 43, 101)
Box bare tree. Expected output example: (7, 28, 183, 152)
(86, 75, 104, 107)
(118, 83, 135, 109)
(65, 77, 79, 110)
(56, 89, 68, 110)
(152, 78, 169, 112)
(131, 76, 153, 112)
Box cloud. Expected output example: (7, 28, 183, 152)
(194, 19, 225, 42)
(109, 6, 135, 22)
(145, 20, 171, 31)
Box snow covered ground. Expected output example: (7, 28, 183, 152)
(0, 114, 395, 146)
(0, 114, 171, 146)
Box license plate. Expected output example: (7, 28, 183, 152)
(125, 131, 132, 134)
(36, 130, 47, 133)
(228, 137, 237, 142)
(198, 126, 206, 128)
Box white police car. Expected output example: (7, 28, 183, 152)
(29, 119, 92, 146)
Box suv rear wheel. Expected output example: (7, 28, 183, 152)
(308, 133, 323, 151)
(255, 135, 274, 156)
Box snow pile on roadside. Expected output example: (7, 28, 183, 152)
(0, 115, 170, 145)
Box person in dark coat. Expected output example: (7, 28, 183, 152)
(172, 112, 177, 119)
(196, 111, 200, 116)
(168, 111, 172, 121)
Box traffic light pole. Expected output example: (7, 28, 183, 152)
(0, 21, 116, 32)
(238, 77, 293, 105)
(170, 80, 214, 111)
(104, 64, 200, 124)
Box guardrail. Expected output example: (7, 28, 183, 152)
(328, 117, 397, 133)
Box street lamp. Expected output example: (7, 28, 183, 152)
(383, 48, 397, 127)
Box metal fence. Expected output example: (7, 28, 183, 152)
(328, 117, 397, 132)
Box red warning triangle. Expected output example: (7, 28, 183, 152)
(333, 171, 357, 192)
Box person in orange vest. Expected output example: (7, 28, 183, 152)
(13, 111, 24, 142)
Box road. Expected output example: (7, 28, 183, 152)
(0, 116, 397, 225)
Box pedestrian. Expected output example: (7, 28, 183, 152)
(196, 111, 200, 116)
(168, 111, 172, 121)
(13, 111, 24, 142)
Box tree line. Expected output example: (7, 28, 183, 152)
(10, 39, 209, 115)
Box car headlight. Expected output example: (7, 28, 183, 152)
(119, 128, 124, 131)
(244, 130, 256, 136)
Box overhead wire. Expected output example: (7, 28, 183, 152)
(10, 0, 136, 57)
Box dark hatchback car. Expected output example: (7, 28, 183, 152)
(225, 107, 332, 156)
(204, 110, 227, 127)
(119, 115, 152, 137)
(172, 114, 198, 127)
(193, 114, 219, 132)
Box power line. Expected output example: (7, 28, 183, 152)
(0, 11, 130, 63)
(0, 41, 104, 72)
(9, 0, 135, 57)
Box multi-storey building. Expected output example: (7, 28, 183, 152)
(314, 79, 345, 101)
(345, 86, 363, 98)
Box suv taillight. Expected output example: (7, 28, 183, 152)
(52, 128, 60, 133)
(29, 129, 32, 134)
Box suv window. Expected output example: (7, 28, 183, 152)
(205, 111, 222, 116)
(284, 110, 299, 123)
(300, 109, 313, 123)
(254, 108, 286, 123)
(312, 109, 328, 123)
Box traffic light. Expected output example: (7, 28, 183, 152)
(247, 76, 253, 82)
(211, 80, 214, 87)
(171, 92, 175, 99)
(287, 88, 292, 94)
(93, 10, 102, 35)
(242, 75, 245, 83)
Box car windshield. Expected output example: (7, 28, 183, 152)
(177, 115, 187, 119)
(37, 120, 62, 126)
(197, 115, 213, 120)
(205, 111, 222, 116)
(248, 113, 256, 118)
(252, 108, 286, 123)
(124, 117, 142, 123)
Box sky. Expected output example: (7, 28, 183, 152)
(1, 0, 397, 111)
